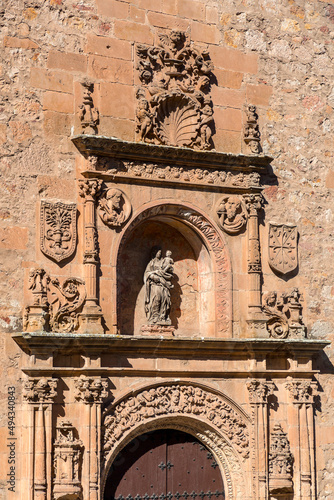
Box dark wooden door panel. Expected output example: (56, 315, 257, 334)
(104, 430, 225, 500)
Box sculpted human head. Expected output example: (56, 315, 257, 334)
(225, 197, 241, 221)
(106, 189, 123, 211)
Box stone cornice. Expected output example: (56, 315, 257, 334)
(13, 332, 329, 358)
(72, 135, 272, 171)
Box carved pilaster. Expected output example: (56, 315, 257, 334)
(74, 377, 108, 500)
(245, 194, 263, 318)
(23, 378, 58, 500)
(247, 379, 275, 500)
(78, 179, 104, 333)
(53, 420, 83, 500)
(285, 379, 317, 500)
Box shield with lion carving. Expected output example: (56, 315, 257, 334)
(40, 201, 77, 263)
(268, 223, 298, 275)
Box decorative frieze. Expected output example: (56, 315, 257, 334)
(98, 187, 131, 228)
(78, 81, 99, 135)
(268, 223, 298, 275)
(135, 31, 214, 149)
(216, 195, 248, 234)
(24, 269, 86, 333)
(23, 377, 57, 404)
(103, 384, 249, 460)
(269, 423, 294, 495)
(53, 420, 83, 500)
(40, 201, 77, 263)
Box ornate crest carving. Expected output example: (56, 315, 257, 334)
(216, 196, 248, 234)
(40, 201, 77, 263)
(135, 31, 214, 149)
(262, 288, 305, 338)
(103, 383, 249, 461)
(269, 423, 293, 494)
(53, 419, 83, 500)
(98, 188, 131, 228)
(24, 269, 86, 333)
(78, 81, 99, 134)
(244, 105, 261, 154)
(268, 223, 298, 275)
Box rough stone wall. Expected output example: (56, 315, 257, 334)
(0, 0, 333, 497)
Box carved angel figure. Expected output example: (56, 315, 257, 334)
(144, 249, 174, 325)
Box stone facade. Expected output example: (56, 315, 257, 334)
(0, 0, 333, 499)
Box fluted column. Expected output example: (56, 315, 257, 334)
(78, 178, 104, 333)
(75, 376, 108, 500)
(286, 379, 317, 500)
(245, 194, 263, 318)
(247, 379, 275, 500)
(23, 378, 57, 500)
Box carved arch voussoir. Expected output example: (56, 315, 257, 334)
(116, 201, 232, 336)
(102, 382, 251, 500)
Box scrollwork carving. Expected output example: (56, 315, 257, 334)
(24, 269, 86, 333)
(135, 31, 214, 149)
(103, 384, 249, 461)
(262, 288, 305, 339)
(216, 196, 248, 235)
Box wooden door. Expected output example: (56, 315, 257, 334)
(104, 429, 225, 500)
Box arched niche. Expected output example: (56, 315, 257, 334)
(101, 382, 252, 500)
(116, 202, 232, 337)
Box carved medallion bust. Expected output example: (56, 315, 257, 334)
(98, 188, 131, 228)
(216, 196, 248, 234)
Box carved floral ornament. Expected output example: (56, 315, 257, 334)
(135, 31, 214, 149)
(103, 383, 250, 462)
(74, 376, 108, 404)
(98, 187, 131, 228)
(216, 196, 248, 235)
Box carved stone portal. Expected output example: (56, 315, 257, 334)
(40, 201, 77, 263)
(216, 196, 248, 234)
(268, 223, 298, 275)
(143, 248, 174, 328)
(98, 188, 131, 228)
(53, 420, 83, 500)
(135, 31, 214, 149)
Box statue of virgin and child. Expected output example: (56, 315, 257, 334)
(144, 248, 174, 325)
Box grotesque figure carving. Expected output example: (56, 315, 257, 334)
(216, 196, 248, 234)
(78, 81, 99, 135)
(144, 248, 174, 326)
(98, 188, 131, 228)
(40, 201, 77, 263)
(135, 31, 215, 149)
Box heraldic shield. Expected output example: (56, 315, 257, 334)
(40, 201, 77, 263)
(268, 223, 298, 275)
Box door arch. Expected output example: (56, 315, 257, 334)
(104, 429, 225, 500)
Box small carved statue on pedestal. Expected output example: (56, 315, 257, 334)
(142, 248, 175, 335)
(78, 82, 99, 135)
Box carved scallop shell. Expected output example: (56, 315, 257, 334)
(155, 95, 200, 147)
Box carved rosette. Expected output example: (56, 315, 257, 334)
(246, 379, 275, 404)
(23, 378, 58, 404)
(40, 201, 77, 263)
(98, 188, 131, 228)
(269, 423, 294, 495)
(244, 105, 261, 154)
(216, 196, 248, 235)
(135, 31, 214, 150)
(53, 420, 83, 500)
(268, 223, 298, 275)
(74, 376, 108, 404)
(103, 384, 249, 461)
(24, 269, 86, 333)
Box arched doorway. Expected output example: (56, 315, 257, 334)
(104, 429, 225, 500)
